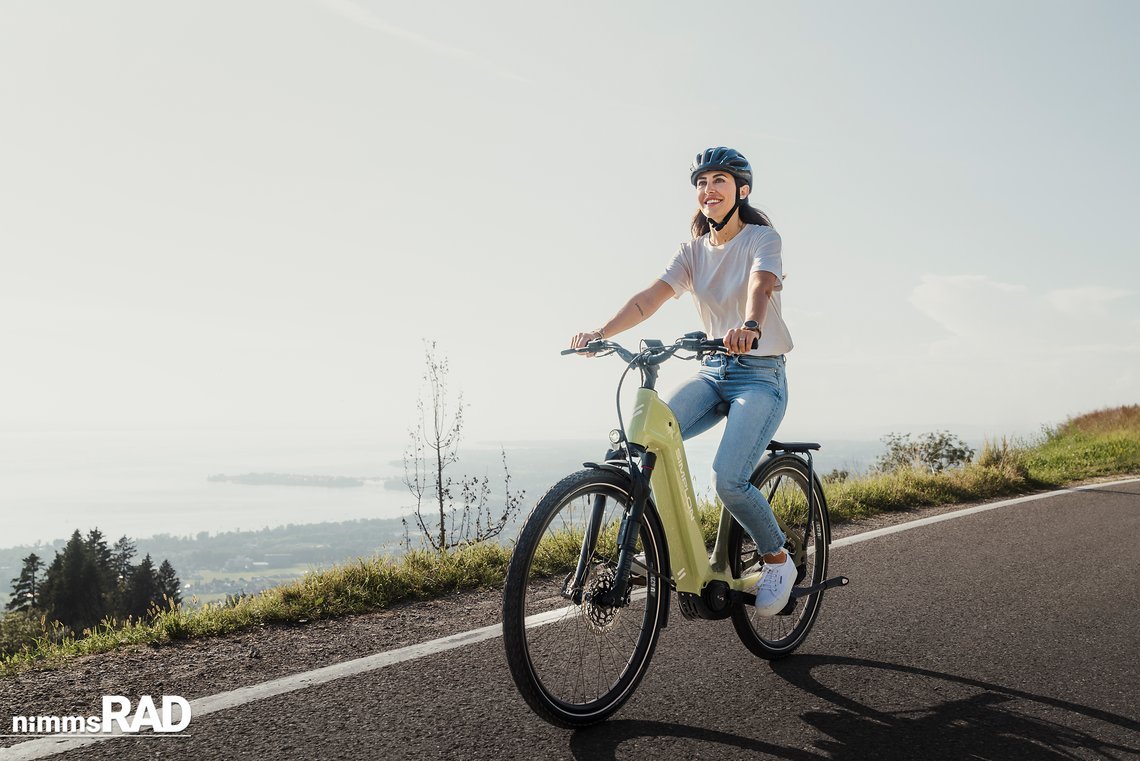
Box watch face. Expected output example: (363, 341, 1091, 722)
(744, 320, 759, 330)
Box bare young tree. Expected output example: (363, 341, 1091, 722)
(403, 341, 525, 551)
(403, 341, 463, 551)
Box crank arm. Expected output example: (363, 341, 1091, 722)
(731, 575, 849, 607)
(790, 575, 849, 599)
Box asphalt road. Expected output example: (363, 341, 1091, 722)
(28, 482, 1140, 760)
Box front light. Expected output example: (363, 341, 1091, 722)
(609, 429, 625, 445)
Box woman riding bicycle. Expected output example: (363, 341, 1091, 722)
(571, 146, 796, 616)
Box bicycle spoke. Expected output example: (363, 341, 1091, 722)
(765, 475, 783, 503)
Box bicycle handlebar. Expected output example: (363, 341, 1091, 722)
(562, 332, 760, 446)
(560, 332, 757, 361)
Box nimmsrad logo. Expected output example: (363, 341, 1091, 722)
(10, 695, 191, 735)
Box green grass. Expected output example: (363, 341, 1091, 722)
(0, 544, 511, 676)
(1022, 405, 1140, 485)
(823, 405, 1139, 521)
(824, 459, 1032, 520)
(3, 405, 1136, 676)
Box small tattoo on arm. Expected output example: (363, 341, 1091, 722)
(635, 302, 644, 317)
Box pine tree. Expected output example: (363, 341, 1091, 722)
(85, 528, 112, 570)
(124, 554, 161, 619)
(85, 528, 115, 612)
(109, 535, 136, 617)
(156, 560, 182, 609)
(6, 553, 44, 613)
(39, 531, 108, 631)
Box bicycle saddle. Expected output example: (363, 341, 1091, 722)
(766, 440, 821, 452)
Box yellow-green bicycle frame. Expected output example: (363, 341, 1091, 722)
(624, 385, 766, 597)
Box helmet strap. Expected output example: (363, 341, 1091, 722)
(707, 177, 741, 232)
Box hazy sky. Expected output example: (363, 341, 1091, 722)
(3, 1, 1137, 447)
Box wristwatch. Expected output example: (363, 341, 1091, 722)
(742, 320, 762, 337)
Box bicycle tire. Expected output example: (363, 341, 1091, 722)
(729, 455, 829, 659)
(502, 468, 668, 727)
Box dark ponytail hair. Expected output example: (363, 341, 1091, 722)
(691, 200, 772, 238)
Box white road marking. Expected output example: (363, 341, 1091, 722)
(3, 477, 1135, 760)
(0, 621, 507, 760)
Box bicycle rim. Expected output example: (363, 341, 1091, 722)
(730, 458, 828, 658)
(502, 469, 666, 727)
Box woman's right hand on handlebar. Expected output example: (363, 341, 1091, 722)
(570, 330, 603, 356)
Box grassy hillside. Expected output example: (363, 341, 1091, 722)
(2, 405, 1136, 676)
(825, 405, 1139, 520)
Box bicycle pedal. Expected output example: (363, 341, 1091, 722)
(776, 598, 798, 616)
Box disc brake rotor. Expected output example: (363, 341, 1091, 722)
(582, 565, 628, 632)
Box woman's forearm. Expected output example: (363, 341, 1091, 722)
(745, 270, 779, 328)
(572, 280, 674, 351)
(746, 292, 770, 328)
(597, 281, 672, 338)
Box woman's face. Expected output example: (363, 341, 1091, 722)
(695, 171, 750, 221)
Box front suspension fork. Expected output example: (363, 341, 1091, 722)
(566, 491, 609, 604)
(564, 451, 655, 607)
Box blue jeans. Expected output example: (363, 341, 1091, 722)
(664, 354, 788, 555)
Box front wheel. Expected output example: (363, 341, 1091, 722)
(729, 455, 829, 659)
(502, 468, 668, 727)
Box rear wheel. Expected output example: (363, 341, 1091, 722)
(730, 455, 828, 659)
(502, 468, 668, 727)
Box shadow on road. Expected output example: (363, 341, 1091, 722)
(566, 655, 1138, 760)
(568, 719, 816, 761)
(769, 654, 1140, 760)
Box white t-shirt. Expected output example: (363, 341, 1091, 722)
(659, 224, 794, 356)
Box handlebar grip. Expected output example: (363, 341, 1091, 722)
(707, 337, 759, 351)
(562, 339, 608, 356)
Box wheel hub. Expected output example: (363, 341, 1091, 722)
(582, 566, 627, 632)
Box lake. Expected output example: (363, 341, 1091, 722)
(0, 428, 884, 550)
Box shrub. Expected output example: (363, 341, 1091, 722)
(823, 468, 850, 484)
(0, 611, 46, 658)
(876, 431, 975, 474)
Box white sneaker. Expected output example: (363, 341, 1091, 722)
(751, 552, 796, 616)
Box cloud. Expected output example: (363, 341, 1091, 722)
(846, 273, 1139, 430)
(908, 273, 1140, 357)
(908, 274, 1028, 340)
(315, 0, 530, 83)
(1045, 286, 1133, 318)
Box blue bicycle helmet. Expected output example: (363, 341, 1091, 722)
(690, 146, 753, 188)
